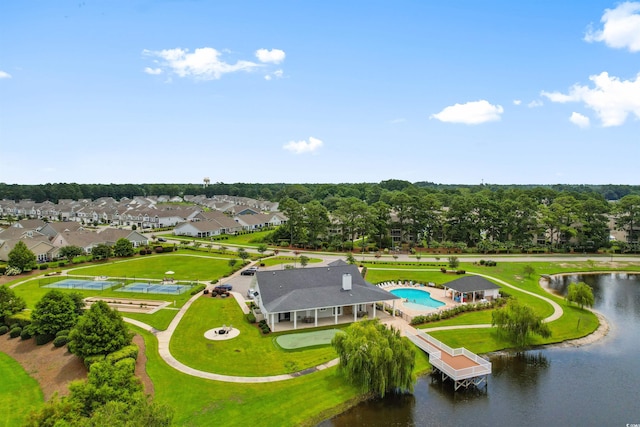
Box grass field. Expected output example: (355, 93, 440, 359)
(136, 323, 431, 427)
(0, 352, 43, 427)
(169, 297, 339, 375)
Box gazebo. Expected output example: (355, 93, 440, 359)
(444, 275, 501, 303)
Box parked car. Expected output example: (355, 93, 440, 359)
(214, 283, 233, 292)
(157, 237, 167, 242)
(246, 288, 258, 299)
(241, 266, 259, 276)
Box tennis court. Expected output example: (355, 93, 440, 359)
(275, 329, 343, 350)
(116, 282, 192, 295)
(44, 279, 118, 291)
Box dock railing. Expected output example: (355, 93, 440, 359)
(407, 332, 491, 381)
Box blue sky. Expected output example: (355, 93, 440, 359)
(1, 1, 639, 186)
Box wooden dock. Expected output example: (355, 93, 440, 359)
(407, 331, 491, 391)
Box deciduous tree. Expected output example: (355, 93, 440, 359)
(332, 319, 415, 397)
(8, 241, 36, 272)
(566, 282, 595, 309)
(113, 238, 134, 257)
(492, 299, 551, 348)
(59, 245, 84, 263)
(0, 285, 26, 323)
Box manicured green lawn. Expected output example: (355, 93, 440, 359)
(170, 297, 339, 375)
(0, 352, 43, 427)
(68, 254, 234, 282)
(123, 308, 179, 331)
(136, 324, 430, 427)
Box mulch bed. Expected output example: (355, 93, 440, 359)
(0, 333, 153, 401)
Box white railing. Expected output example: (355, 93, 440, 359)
(409, 332, 491, 380)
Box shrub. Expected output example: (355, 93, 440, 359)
(5, 266, 21, 276)
(246, 312, 256, 323)
(56, 329, 70, 337)
(39, 263, 49, 270)
(20, 327, 34, 340)
(440, 267, 447, 273)
(0, 325, 9, 335)
(83, 354, 106, 369)
(106, 344, 139, 364)
(5, 314, 31, 329)
(0, 266, 5, 275)
(9, 327, 22, 338)
(9, 323, 20, 330)
(58, 261, 67, 267)
(154, 246, 164, 253)
(53, 335, 69, 347)
(35, 333, 55, 345)
(190, 284, 206, 295)
(456, 270, 466, 275)
(139, 249, 147, 255)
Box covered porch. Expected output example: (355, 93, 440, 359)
(265, 300, 398, 332)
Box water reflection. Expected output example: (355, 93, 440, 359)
(491, 351, 549, 388)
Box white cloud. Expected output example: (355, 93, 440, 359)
(528, 100, 544, 108)
(142, 47, 261, 80)
(585, 2, 640, 52)
(389, 118, 407, 124)
(430, 100, 504, 125)
(264, 69, 284, 80)
(541, 72, 640, 126)
(255, 48, 286, 64)
(570, 112, 591, 128)
(513, 99, 522, 105)
(0, 70, 12, 79)
(283, 137, 323, 154)
(144, 67, 162, 75)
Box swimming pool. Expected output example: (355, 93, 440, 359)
(390, 288, 445, 309)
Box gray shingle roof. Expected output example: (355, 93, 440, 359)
(256, 264, 399, 313)
(444, 275, 501, 293)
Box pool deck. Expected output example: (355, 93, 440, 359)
(380, 283, 458, 318)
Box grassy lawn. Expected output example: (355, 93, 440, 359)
(170, 297, 339, 375)
(135, 323, 431, 427)
(0, 352, 43, 427)
(123, 308, 179, 331)
(67, 254, 234, 282)
(260, 256, 323, 267)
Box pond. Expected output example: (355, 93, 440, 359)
(321, 273, 640, 426)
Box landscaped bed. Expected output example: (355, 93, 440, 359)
(84, 297, 169, 314)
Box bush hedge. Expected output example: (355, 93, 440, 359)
(105, 344, 139, 364)
(190, 284, 206, 295)
(245, 312, 256, 323)
(0, 325, 9, 335)
(56, 329, 70, 337)
(20, 328, 33, 340)
(410, 297, 509, 326)
(9, 327, 22, 338)
(53, 335, 69, 347)
(35, 333, 55, 346)
(83, 354, 106, 369)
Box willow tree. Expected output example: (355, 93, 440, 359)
(332, 319, 415, 397)
(492, 299, 551, 348)
(566, 282, 594, 309)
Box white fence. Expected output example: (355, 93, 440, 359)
(407, 332, 491, 381)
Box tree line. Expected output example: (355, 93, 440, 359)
(1, 180, 639, 203)
(266, 190, 640, 253)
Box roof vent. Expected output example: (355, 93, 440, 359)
(342, 273, 352, 291)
